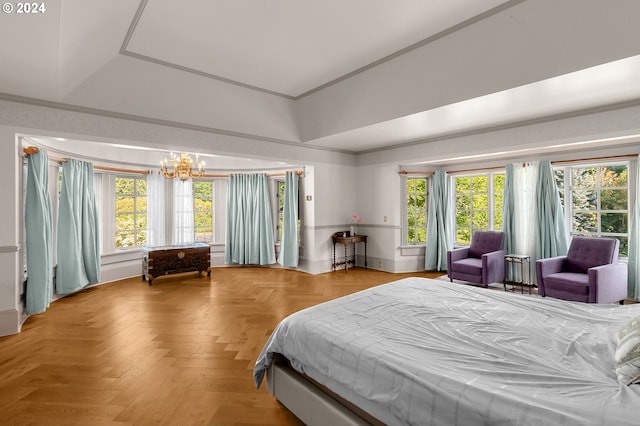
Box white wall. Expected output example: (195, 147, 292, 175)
(0, 126, 22, 336)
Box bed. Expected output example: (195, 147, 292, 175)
(254, 277, 640, 425)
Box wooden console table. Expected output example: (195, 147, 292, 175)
(142, 243, 211, 285)
(332, 233, 368, 272)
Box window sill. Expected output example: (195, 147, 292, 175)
(400, 245, 425, 256)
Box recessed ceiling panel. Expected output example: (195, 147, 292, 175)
(125, 0, 510, 97)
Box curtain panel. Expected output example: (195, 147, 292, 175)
(535, 160, 568, 262)
(173, 179, 194, 245)
(278, 172, 299, 268)
(25, 149, 54, 314)
(56, 159, 100, 294)
(225, 173, 276, 265)
(425, 170, 451, 271)
(147, 172, 166, 247)
(502, 163, 515, 256)
(627, 157, 640, 300)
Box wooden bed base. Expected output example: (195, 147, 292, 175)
(266, 358, 384, 426)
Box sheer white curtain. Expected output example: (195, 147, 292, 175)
(146, 172, 166, 247)
(173, 179, 194, 245)
(513, 161, 539, 282)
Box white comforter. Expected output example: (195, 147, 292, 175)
(254, 277, 640, 425)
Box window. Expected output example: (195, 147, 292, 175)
(115, 176, 147, 249)
(277, 179, 285, 242)
(555, 163, 629, 256)
(193, 180, 213, 242)
(405, 177, 428, 245)
(453, 172, 504, 245)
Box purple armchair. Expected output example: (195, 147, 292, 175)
(447, 231, 505, 287)
(536, 236, 627, 304)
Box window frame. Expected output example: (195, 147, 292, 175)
(192, 179, 214, 243)
(451, 170, 505, 246)
(402, 175, 430, 247)
(114, 174, 148, 250)
(554, 161, 631, 258)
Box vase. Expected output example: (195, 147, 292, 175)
(350, 225, 355, 236)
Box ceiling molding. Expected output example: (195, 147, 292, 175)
(0, 92, 352, 155)
(119, 0, 525, 100)
(296, 0, 526, 99)
(355, 98, 640, 156)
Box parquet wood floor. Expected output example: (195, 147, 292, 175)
(0, 267, 440, 425)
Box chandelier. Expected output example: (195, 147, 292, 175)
(160, 152, 205, 181)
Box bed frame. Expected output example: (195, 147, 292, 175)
(267, 357, 384, 426)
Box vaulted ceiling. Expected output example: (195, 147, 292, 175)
(2, 0, 640, 159)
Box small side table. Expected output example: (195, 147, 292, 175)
(332, 233, 368, 272)
(504, 254, 533, 294)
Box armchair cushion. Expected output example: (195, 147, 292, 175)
(468, 231, 505, 258)
(565, 237, 619, 274)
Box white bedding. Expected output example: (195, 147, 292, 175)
(254, 277, 640, 425)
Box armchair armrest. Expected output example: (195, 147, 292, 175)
(482, 249, 506, 284)
(588, 262, 628, 304)
(535, 256, 567, 296)
(447, 247, 469, 279)
(448, 247, 469, 263)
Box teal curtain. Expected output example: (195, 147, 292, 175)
(502, 163, 515, 255)
(535, 160, 568, 261)
(56, 160, 100, 294)
(627, 157, 640, 300)
(25, 149, 53, 314)
(225, 174, 276, 265)
(425, 170, 451, 271)
(278, 172, 299, 268)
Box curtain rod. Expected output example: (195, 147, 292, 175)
(551, 154, 635, 166)
(202, 170, 303, 178)
(24, 147, 303, 178)
(401, 154, 636, 176)
(399, 171, 434, 175)
(23, 146, 150, 175)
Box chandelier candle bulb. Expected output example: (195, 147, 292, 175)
(160, 152, 206, 181)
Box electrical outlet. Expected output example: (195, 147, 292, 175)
(384, 215, 388, 222)
(378, 261, 383, 269)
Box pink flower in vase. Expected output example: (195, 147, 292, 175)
(350, 213, 361, 236)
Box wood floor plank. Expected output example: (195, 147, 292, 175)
(0, 267, 440, 424)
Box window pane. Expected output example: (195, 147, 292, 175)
(601, 213, 627, 233)
(457, 213, 470, 228)
(457, 229, 471, 245)
(573, 212, 597, 233)
(572, 167, 596, 189)
(472, 211, 489, 230)
(456, 193, 470, 211)
(115, 195, 134, 212)
(116, 178, 134, 195)
(136, 179, 147, 194)
(572, 190, 597, 210)
(618, 237, 629, 257)
(472, 193, 488, 209)
(116, 213, 134, 230)
(600, 166, 627, 187)
(601, 189, 627, 210)
(471, 176, 488, 192)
